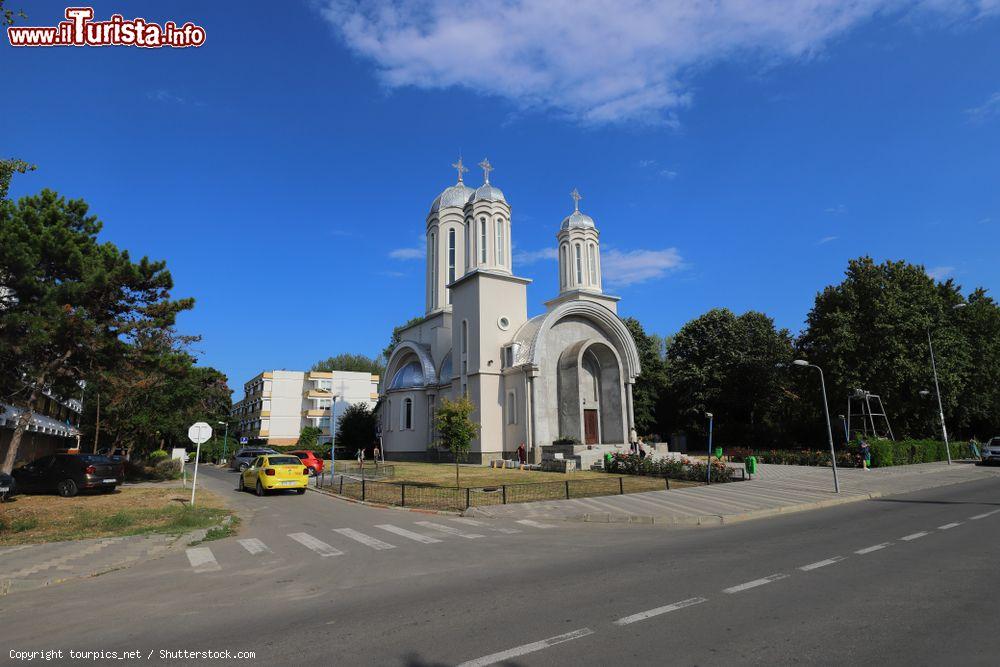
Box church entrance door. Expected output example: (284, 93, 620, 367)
(584, 409, 599, 445)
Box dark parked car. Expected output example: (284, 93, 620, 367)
(229, 447, 278, 472)
(13, 454, 122, 497)
(0, 472, 15, 501)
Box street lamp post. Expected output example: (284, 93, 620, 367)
(216, 421, 228, 463)
(793, 359, 840, 493)
(926, 303, 965, 465)
(705, 412, 714, 485)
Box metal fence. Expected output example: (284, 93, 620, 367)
(318, 474, 686, 512)
(336, 463, 395, 479)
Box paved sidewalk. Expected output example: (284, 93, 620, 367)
(465, 461, 1000, 525)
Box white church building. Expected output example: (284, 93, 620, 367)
(380, 159, 641, 463)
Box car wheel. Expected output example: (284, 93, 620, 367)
(57, 479, 79, 498)
(296, 488, 306, 495)
(239, 462, 249, 472)
(237, 476, 245, 492)
(255, 481, 265, 497)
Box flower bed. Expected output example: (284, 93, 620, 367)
(604, 452, 734, 482)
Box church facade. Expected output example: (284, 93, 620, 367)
(380, 159, 641, 463)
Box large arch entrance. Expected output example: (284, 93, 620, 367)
(557, 340, 627, 445)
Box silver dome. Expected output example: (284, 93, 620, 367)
(429, 183, 474, 214)
(561, 210, 595, 230)
(472, 183, 507, 205)
(388, 361, 426, 390)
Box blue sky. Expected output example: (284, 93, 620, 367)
(5, 1, 999, 393)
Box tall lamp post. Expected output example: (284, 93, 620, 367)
(705, 412, 714, 485)
(793, 359, 839, 493)
(926, 303, 966, 465)
(216, 421, 228, 463)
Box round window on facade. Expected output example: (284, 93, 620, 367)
(497, 316, 510, 331)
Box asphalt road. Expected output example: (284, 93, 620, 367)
(3, 466, 999, 666)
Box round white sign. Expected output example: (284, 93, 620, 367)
(187, 421, 213, 445)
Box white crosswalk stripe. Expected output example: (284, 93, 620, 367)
(450, 518, 521, 534)
(238, 538, 271, 555)
(333, 528, 396, 550)
(516, 519, 556, 529)
(288, 532, 344, 557)
(186, 547, 220, 572)
(415, 521, 484, 539)
(375, 524, 442, 544)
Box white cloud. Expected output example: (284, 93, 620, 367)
(602, 248, 684, 287)
(147, 89, 185, 104)
(638, 159, 658, 168)
(965, 91, 1000, 123)
(514, 247, 558, 264)
(659, 169, 678, 179)
(818, 235, 839, 244)
(927, 265, 955, 280)
(979, 217, 992, 224)
(318, 1, 996, 125)
(389, 246, 423, 259)
(824, 204, 848, 214)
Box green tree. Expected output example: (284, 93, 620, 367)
(0, 158, 36, 200)
(797, 257, 973, 440)
(663, 308, 795, 447)
(950, 289, 1000, 439)
(382, 316, 423, 364)
(335, 403, 376, 454)
(622, 317, 667, 437)
(298, 425, 322, 450)
(0, 190, 193, 473)
(312, 353, 384, 377)
(434, 396, 480, 487)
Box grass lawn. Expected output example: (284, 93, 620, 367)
(370, 461, 631, 487)
(0, 485, 235, 546)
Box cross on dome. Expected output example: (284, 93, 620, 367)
(478, 158, 493, 184)
(570, 188, 582, 212)
(451, 156, 468, 183)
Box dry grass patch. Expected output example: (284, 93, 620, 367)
(382, 461, 628, 487)
(0, 486, 233, 546)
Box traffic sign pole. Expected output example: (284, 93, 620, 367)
(187, 421, 213, 507)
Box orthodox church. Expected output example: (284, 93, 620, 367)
(380, 159, 641, 463)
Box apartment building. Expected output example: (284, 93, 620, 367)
(231, 370, 379, 447)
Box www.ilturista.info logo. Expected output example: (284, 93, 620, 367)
(7, 7, 206, 48)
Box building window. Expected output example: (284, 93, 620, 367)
(588, 243, 597, 285)
(480, 217, 488, 264)
(402, 398, 413, 430)
(495, 219, 505, 266)
(448, 228, 456, 303)
(464, 218, 471, 269)
(506, 391, 517, 424)
(575, 243, 583, 284)
(560, 244, 568, 289)
(461, 320, 468, 354)
(429, 231, 437, 308)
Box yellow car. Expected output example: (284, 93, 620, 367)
(238, 454, 309, 496)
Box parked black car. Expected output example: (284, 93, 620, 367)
(13, 454, 122, 497)
(229, 447, 278, 472)
(0, 472, 14, 501)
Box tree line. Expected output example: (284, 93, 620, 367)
(628, 257, 1000, 450)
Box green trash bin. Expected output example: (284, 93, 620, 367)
(745, 455, 757, 476)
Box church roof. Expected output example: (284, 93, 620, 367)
(429, 183, 475, 214)
(472, 183, 507, 205)
(561, 210, 595, 230)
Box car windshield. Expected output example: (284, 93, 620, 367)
(267, 456, 302, 466)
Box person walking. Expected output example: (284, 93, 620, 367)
(517, 442, 527, 465)
(860, 438, 871, 470)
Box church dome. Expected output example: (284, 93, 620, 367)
(472, 183, 507, 205)
(388, 361, 426, 390)
(561, 210, 595, 230)
(430, 183, 474, 214)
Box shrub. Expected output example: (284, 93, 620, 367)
(553, 436, 581, 446)
(147, 449, 169, 463)
(605, 452, 734, 483)
(153, 458, 182, 481)
(728, 439, 970, 469)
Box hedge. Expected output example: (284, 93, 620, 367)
(728, 439, 973, 469)
(605, 452, 734, 482)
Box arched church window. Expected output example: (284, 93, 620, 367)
(402, 398, 413, 430)
(575, 243, 583, 284)
(448, 229, 456, 303)
(461, 320, 468, 354)
(464, 218, 471, 269)
(588, 243, 597, 285)
(479, 218, 488, 264)
(495, 219, 505, 266)
(429, 232, 437, 308)
(559, 244, 568, 289)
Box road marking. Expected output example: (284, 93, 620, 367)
(613, 597, 707, 626)
(855, 543, 891, 555)
(969, 509, 1000, 520)
(456, 627, 595, 667)
(938, 522, 961, 530)
(450, 517, 522, 534)
(333, 528, 396, 550)
(375, 524, 442, 544)
(186, 547, 220, 572)
(723, 573, 788, 594)
(288, 532, 344, 557)
(415, 520, 484, 539)
(238, 538, 270, 555)
(516, 519, 556, 529)
(799, 556, 845, 571)
(900, 531, 928, 541)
